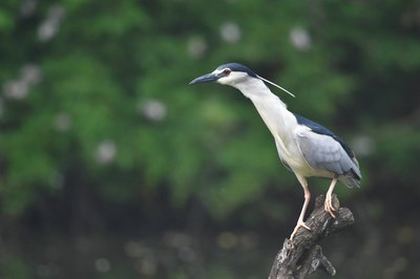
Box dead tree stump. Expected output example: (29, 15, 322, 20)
(268, 194, 354, 279)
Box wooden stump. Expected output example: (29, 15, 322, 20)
(268, 194, 354, 279)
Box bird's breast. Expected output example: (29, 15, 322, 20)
(275, 136, 312, 174)
(248, 93, 320, 177)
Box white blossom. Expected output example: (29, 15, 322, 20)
(220, 22, 241, 43)
(54, 113, 72, 132)
(138, 99, 167, 122)
(289, 26, 311, 51)
(3, 80, 29, 99)
(352, 135, 375, 156)
(187, 36, 207, 59)
(95, 140, 117, 164)
(94, 258, 111, 273)
(38, 4, 65, 42)
(2, 64, 42, 100)
(21, 64, 42, 85)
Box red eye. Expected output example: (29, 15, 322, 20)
(223, 69, 231, 76)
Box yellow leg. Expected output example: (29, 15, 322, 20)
(324, 178, 337, 218)
(290, 175, 311, 240)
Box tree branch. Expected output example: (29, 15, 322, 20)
(268, 194, 354, 279)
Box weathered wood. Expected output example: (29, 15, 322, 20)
(268, 194, 354, 279)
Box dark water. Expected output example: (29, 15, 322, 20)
(1, 228, 418, 278)
(1, 231, 272, 279)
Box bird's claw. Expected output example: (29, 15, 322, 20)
(290, 220, 311, 240)
(324, 196, 336, 218)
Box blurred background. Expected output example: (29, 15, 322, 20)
(1, 0, 420, 278)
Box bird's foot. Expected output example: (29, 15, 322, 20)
(324, 195, 336, 218)
(290, 220, 311, 240)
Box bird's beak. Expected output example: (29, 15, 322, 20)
(189, 73, 219, 85)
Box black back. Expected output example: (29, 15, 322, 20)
(216, 63, 257, 78)
(294, 114, 355, 159)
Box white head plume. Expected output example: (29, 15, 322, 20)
(256, 75, 296, 98)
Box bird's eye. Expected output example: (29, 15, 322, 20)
(223, 69, 231, 76)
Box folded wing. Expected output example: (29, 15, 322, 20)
(294, 114, 361, 188)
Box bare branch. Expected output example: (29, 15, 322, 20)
(268, 194, 354, 279)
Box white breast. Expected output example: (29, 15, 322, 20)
(250, 95, 313, 175)
(235, 78, 315, 177)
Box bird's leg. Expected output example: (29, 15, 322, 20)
(324, 178, 338, 218)
(290, 175, 311, 240)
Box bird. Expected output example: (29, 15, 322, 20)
(189, 63, 361, 240)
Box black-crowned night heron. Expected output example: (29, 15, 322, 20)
(190, 63, 361, 239)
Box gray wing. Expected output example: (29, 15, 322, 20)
(296, 130, 361, 178)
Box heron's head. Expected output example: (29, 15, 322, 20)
(189, 63, 257, 88)
(189, 63, 295, 97)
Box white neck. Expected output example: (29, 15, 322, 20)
(235, 78, 285, 103)
(233, 78, 298, 151)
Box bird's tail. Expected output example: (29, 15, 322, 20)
(340, 174, 361, 189)
(341, 158, 362, 189)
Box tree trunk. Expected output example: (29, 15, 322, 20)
(268, 194, 354, 279)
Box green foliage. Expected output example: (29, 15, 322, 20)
(0, 0, 419, 222)
(0, 256, 31, 279)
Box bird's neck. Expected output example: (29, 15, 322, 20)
(235, 79, 297, 143)
(235, 79, 288, 109)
